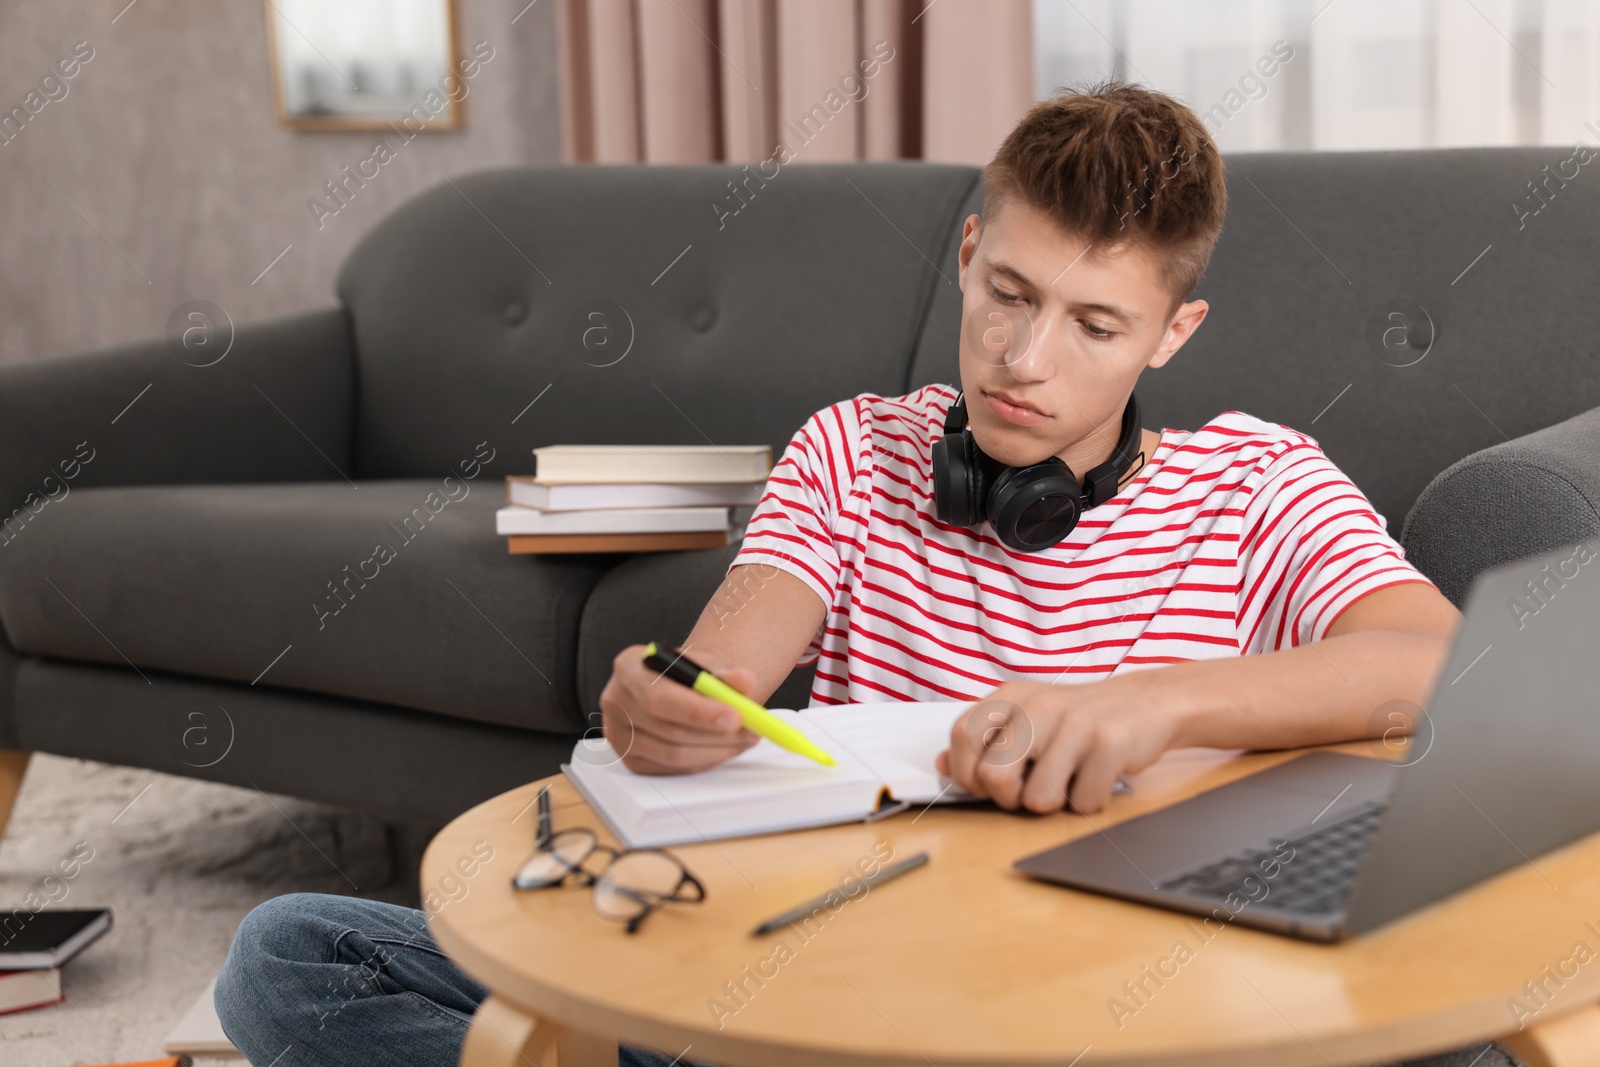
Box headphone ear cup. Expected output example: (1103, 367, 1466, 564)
(962, 431, 991, 527)
(988, 460, 1084, 553)
(932, 432, 972, 526)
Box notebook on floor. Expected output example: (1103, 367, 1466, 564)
(163, 976, 242, 1058)
(0, 967, 62, 1016)
(0, 908, 112, 971)
(563, 701, 980, 848)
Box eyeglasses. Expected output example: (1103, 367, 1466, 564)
(512, 788, 706, 934)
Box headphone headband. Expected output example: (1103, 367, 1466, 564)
(1084, 393, 1145, 507)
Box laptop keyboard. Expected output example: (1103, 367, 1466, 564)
(1156, 801, 1388, 917)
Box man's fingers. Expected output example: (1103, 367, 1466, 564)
(604, 697, 751, 755)
(619, 721, 759, 774)
(945, 706, 989, 799)
(627, 681, 745, 739)
(960, 695, 1050, 808)
(972, 749, 1028, 809)
(602, 644, 766, 774)
(623, 699, 743, 744)
(631, 676, 741, 732)
(1065, 747, 1123, 815)
(625, 715, 751, 756)
(970, 702, 1039, 810)
(633, 660, 756, 734)
(600, 692, 733, 748)
(1019, 718, 1090, 814)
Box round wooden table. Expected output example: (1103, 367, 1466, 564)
(422, 741, 1600, 1067)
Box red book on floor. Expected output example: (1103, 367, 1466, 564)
(0, 966, 63, 1015)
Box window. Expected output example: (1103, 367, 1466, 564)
(1033, 0, 1600, 151)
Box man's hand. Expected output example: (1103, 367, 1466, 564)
(936, 675, 1178, 814)
(597, 644, 763, 775)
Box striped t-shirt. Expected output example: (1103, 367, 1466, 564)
(727, 382, 1436, 706)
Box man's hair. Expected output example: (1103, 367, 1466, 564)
(982, 79, 1227, 316)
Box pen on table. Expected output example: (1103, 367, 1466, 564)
(641, 641, 835, 767)
(535, 784, 552, 847)
(751, 851, 930, 937)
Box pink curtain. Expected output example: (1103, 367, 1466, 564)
(557, 0, 1033, 166)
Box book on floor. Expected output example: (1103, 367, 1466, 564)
(74, 1058, 193, 1066)
(0, 907, 112, 971)
(495, 505, 730, 536)
(507, 529, 737, 555)
(164, 976, 241, 1059)
(0, 966, 62, 1015)
(530, 444, 771, 484)
(506, 477, 765, 512)
(563, 701, 980, 848)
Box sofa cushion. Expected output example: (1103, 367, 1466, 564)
(0, 643, 579, 824)
(1400, 402, 1600, 606)
(0, 479, 610, 733)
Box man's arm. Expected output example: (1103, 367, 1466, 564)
(597, 564, 826, 774)
(1158, 579, 1461, 751)
(939, 580, 1463, 813)
(676, 564, 829, 705)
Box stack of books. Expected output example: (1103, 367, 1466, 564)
(497, 444, 772, 554)
(0, 908, 112, 1017)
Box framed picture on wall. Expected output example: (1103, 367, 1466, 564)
(265, 0, 463, 131)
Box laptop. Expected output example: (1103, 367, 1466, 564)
(1014, 538, 1600, 941)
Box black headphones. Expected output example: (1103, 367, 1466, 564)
(932, 389, 1146, 553)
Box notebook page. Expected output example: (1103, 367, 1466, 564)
(792, 701, 976, 804)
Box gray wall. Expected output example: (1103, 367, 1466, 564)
(0, 0, 561, 363)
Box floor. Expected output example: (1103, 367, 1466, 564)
(0, 753, 440, 1067)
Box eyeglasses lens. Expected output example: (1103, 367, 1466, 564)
(515, 828, 596, 888)
(593, 851, 685, 921)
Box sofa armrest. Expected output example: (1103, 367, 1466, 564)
(0, 307, 355, 541)
(1400, 404, 1600, 606)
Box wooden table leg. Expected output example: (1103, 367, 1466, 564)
(0, 750, 31, 844)
(461, 995, 558, 1067)
(1502, 1004, 1600, 1067)
(460, 995, 617, 1067)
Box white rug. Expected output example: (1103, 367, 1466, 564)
(0, 753, 439, 1067)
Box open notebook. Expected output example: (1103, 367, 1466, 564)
(563, 701, 978, 848)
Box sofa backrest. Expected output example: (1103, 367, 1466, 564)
(337, 162, 979, 480)
(909, 146, 1600, 528)
(341, 150, 1600, 531)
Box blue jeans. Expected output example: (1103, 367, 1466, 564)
(214, 891, 685, 1067)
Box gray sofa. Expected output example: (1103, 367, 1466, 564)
(2, 151, 1597, 831)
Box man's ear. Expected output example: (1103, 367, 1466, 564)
(956, 213, 982, 290)
(1148, 298, 1208, 370)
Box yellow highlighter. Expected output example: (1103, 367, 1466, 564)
(640, 642, 835, 767)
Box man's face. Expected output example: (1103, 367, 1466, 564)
(954, 198, 1208, 468)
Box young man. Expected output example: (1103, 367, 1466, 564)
(598, 83, 1460, 814)
(214, 81, 1465, 1067)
